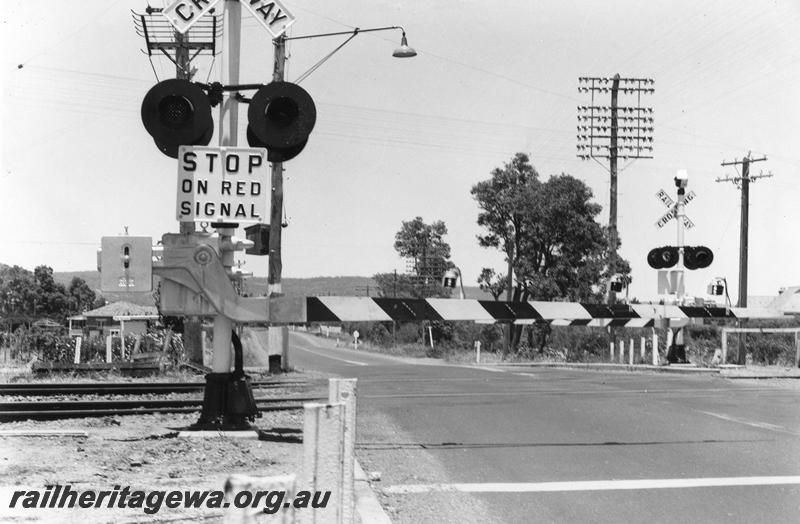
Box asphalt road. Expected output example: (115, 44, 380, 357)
(288, 331, 800, 524)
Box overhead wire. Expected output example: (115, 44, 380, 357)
(8, 3, 798, 177)
(14, 0, 125, 68)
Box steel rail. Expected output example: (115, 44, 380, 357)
(0, 404, 308, 422)
(0, 397, 323, 422)
(0, 396, 323, 412)
(0, 381, 311, 396)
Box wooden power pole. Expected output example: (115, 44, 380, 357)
(717, 153, 772, 364)
(175, 30, 204, 366)
(576, 74, 655, 303)
(268, 35, 287, 297)
(607, 74, 620, 299)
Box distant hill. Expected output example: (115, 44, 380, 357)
(243, 276, 378, 297)
(50, 270, 493, 301)
(53, 270, 99, 289)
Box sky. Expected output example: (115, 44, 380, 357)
(1, 0, 799, 303)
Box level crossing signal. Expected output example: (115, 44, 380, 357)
(141, 80, 316, 162)
(246, 81, 316, 162)
(683, 246, 714, 270)
(647, 246, 713, 269)
(141, 79, 214, 158)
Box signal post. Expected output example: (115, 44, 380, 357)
(671, 171, 688, 363)
(647, 171, 714, 364)
(131, 1, 414, 429)
(135, 0, 312, 430)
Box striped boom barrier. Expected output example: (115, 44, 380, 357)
(148, 238, 785, 326)
(277, 297, 783, 325)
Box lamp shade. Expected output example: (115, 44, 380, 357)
(392, 33, 417, 58)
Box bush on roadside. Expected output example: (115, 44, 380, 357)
(309, 316, 798, 367)
(1, 325, 188, 366)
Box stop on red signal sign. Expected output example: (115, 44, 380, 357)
(176, 146, 269, 224)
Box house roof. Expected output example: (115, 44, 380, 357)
(767, 286, 800, 314)
(33, 318, 63, 329)
(83, 301, 158, 318)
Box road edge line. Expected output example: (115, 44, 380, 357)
(355, 459, 392, 524)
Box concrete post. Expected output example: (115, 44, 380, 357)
(795, 331, 800, 368)
(651, 329, 659, 365)
(212, 316, 233, 372)
(268, 326, 289, 371)
(105, 335, 113, 363)
(303, 402, 345, 524)
(329, 379, 357, 524)
(133, 334, 142, 358)
(610, 341, 615, 362)
(201, 331, 210, 367)
(619, 339, 625, 364)
(628, 338, 634, 365)
(475, 340, 481, 364)
(721, 329, 728, 365)
(74, 336, 82, 365)
(640, 337, 646, 363)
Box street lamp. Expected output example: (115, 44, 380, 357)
(267, 25, 417, 296)
(392, 30, 417, 58)
(284, 25, 417, 56)
(285, 26, 416, 84)
(442, 267, 465, 300)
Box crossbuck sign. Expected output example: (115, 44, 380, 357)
(163, 0, 295, 37)
(654, 188, 695, 229)
(176, 146, 269, 224)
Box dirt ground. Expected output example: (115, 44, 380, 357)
(0, 371, 320, 523)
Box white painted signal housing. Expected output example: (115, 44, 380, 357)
(98, 236, 153, 292)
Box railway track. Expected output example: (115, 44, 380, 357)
(0, 380, 312, 397)
(0, 380, 326, 421)
(0, 396, 325, 422)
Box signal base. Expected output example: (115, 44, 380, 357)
(191, 372, 260, 431)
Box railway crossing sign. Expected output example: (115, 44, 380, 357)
(176, 146, 269, 224)
(242, 0, 296, 37)
(163, 0, 221, 34)
(163, 0, 296, 37)
(655, 188, 696, 229)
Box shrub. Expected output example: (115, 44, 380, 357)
(365, 323, 392, 347)
(395, 322, 422, 344)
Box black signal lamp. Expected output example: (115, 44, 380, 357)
(246, 127, 308, 163)
(247, 81, 316, 162)
(141, 79, 213, 158)
(647, 246, 679, 269)
(684, 245, 714, 270)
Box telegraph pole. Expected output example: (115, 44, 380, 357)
(174, 29, 205, 366)
(268, 35, 287, 296)
(608, 74, 620, 291)
(136, 5, 207, 365)
(717, 154, 772, 364)
(577, 75, 655, 303)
